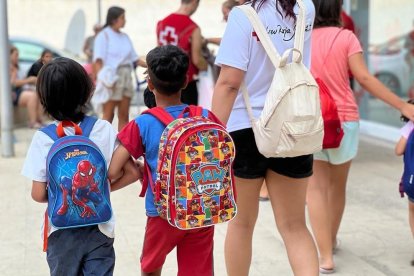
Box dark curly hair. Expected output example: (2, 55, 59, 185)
(146, 45, 189, 96)
(401, 99, 414, 122)
(36, 57, 93, 122)
(251, 0, 297, 21)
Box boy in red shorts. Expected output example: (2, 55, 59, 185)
(108, 45, 215, 276)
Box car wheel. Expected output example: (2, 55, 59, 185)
(375, 72, 401, 96)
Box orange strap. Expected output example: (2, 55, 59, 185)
(56, 121, 82, 138)
(43, 211, 48, 252)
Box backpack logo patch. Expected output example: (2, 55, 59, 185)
(65, 148, 88, 159)
(191, 164, 225, 196)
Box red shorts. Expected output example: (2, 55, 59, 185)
(141, 216, 214, 275)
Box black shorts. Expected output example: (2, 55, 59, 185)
(230, 128, 313, 179)
(12, 87, 22, 106)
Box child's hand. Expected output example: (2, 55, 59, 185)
(134, 159, 145, 185)
(400, 102, 414, 121)
(109, 158, 142, 192)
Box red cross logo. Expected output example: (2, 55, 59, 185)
(159, 26, 178, 45)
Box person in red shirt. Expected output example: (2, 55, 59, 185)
(340, 9, 355, 33)
(156, 0, 207, 106)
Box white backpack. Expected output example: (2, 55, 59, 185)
(238, 2, 323, 158)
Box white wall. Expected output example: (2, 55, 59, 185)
(8, 0, 414, 54)
(8, 0, 225, 57)
(369, 0, 414, 44)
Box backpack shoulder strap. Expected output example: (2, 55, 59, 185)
(40, 124, 59, 141)
(294, 0, 307, 61)
(139, 160, 155, 198)
(179, 105, 203, 118)
(237, 5, 281, 68)
(202, 108, 209, 118)
(80, 116, 98, 137)
(237, 1, 307, 65)
(322, 29, 344, 66)
(40, 117, 97, 140)
(142, 107, 175, 126)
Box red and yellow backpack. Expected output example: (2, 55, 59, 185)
(140, 106, 237, 229)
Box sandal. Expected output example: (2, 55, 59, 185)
(319, 267, 335, 274)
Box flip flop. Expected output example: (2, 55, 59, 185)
(319, 267, 335, 274)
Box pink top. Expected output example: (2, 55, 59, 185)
(401, 121, 414, 139)
(311, 27, 363, 122)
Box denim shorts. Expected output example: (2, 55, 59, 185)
(313, 121, 359, 165)
(229, 128, 313, 179)
(47, 226, 115, 276)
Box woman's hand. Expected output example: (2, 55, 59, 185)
(26, 76, 37, 85)
(135, 57, 147, 68)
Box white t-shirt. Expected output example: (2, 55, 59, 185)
(21, 119, 118, 239)
(93, 27, 139, 69)
(215, 0, 315, 132)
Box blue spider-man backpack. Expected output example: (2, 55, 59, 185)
(402, 131, 414, 200)
(40, 116, 112, 234)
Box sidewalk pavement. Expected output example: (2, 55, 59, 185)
(1, 116, 414, 276)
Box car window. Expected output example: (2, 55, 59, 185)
(12, 40, 62, 65)
(12, 41, 45, 63)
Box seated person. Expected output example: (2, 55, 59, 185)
(10, 45, 44, 128)
(27, 49, 53, 77)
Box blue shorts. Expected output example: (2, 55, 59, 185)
(47, 226, 115, 276)
(313, 121, 359, 165)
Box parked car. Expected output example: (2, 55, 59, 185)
(367, 34, 412, 97)
(9, 36, 84, 76)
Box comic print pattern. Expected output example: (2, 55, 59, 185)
(154, 117, 237, 229)
(47, 139, 112, 229)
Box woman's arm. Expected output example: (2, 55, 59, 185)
(10, 67, 37, 88)
(83, 37, 92, 58)
(93, 59, 103, 80)
(212, 65, 245, 124)
(349, 53, 414, 120)
(134, 56, 147, 68)
(191, 27, 208, 71)
(395, 136, 408, 156)
(205, 37, 222, 46)
(32, 181, 48, 203)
